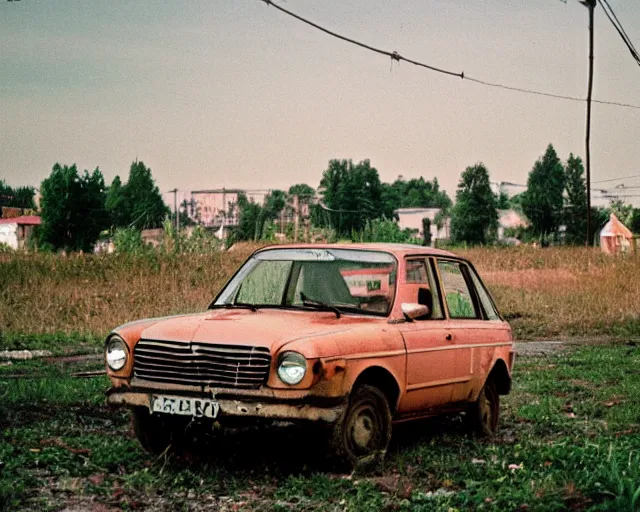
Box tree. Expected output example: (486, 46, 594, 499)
(496, 190, 511, 209)
(124, 161, 169, 229)
(318, 159, 383, 235)
(380, 177, 451, 219)
(422, 217, 432, 246)
(105, 161, 169, 230)
(38, 164, 108, 251)
(564, 153, 588, 245)
(0, 180, 35, 210)
(105, 176, 128, 228)
(608, 199, 633, 226)
(450, 163, 498, 245)
(288, 184, 315, 201)
(234, 193, 265, 241)
(264, 190, 287, 218)
(630, 209, 640, 235)
(522, 144, 566, 239)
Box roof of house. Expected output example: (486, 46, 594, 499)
(600, 213, 633, 239)
(394, 207, 442, 214)
(0, 215, 42, 226)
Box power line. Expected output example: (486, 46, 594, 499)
(258, 0, 640, 109)
(592, 174, 640, 184)
(598, 0, 640, 67)
(259, 0, 462, 79)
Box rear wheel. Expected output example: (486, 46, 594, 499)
(467, 377, 500, 436)
(329, 385, 392, 469)
(131, 407, 191, 455)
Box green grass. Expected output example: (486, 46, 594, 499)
(1, 343, 640, 511)
(0, 331, 104, 354)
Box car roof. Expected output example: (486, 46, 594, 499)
(255, 243, 460, 259)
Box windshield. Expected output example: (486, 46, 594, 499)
(214, 248, 397, 316)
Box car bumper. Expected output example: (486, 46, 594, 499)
(106, 385, 347, 423)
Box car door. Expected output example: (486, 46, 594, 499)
(396, 257, 460, 414)
(435, 258, 511, 403)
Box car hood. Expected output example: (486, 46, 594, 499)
(139, 308, 381, 354)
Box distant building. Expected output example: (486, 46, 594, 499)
(395, 208, 450, 241)
(497, 209, 529, 240)
(395, 207, 528, 243)
(190, 189, 267, 227)
(0, 215, 41, 249)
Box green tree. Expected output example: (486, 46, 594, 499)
(105, 175, 128, 228)
(234, 193, 265, 241)
(264, 190, 287, 218)
(496, 190, 511, 209)
(522, 144, 566, 239)
(380, 177, 451, 219)
(0, 180, 35, 210)
(318, 159, 383, 235)
(422, 217, 432, 246)
(450, 163, 498, 245)
(609, 199, 633, 226)
(630, 208, 640, 234)
(563, 153, 588, 245)
(105, 161, 169, 230)
(288, 184, 315, 201)
(38, 164, 108, 251)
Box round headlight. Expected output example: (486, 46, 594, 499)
(106, 336, 128, 371)
(277, 351, 307, 385)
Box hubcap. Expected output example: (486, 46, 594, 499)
(345, 402, 383, 456)
(352, 414, 374, 449)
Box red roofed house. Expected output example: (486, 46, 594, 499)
(0, 215, 41, 249)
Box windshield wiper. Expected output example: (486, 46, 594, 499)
(210, 303, 258, 312)
(299, 293, 341, 319)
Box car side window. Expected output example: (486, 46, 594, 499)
(437, 260, 478, 319)
(405, 259, 444, 320)
(469, 267, 500, 320)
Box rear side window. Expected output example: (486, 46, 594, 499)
(469, 268, 500, 320)
(437, 260, 478, 319)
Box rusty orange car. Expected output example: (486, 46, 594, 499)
(105, 244, 514, 466)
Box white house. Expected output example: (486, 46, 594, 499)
(0, 215, 41, 249)
(395, 208, 450, 241)
(395, 207, 528, 243)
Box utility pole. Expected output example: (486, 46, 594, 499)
(582, 0, 596, 246)
(168, 188, 179, 233)
(293, 194, 300, 242)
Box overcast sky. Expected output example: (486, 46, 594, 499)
(1, 0, 639, 206)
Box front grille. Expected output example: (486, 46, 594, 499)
(133, 339, 271, 389)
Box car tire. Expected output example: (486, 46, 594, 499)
(467, 376, 500, 436)
(329, 384, 392, 469)
(131, 407, 190, 455)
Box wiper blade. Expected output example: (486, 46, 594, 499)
(299, 293, 341, 319)
(210, 303, 258, 312)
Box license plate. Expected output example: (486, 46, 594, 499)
(151, 395, 219, 419)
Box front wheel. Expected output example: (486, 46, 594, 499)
(329, 385, 392, 469)
(131, 407, 191, 455)
(467, 377, 500, 436)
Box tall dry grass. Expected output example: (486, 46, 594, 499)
(0, 244, 259, 339)
(1, 244, 639, 340)
(459, 246, 640, 338)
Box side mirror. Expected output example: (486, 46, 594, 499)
(401, 303, 430, 320)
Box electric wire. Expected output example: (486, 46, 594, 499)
(258, 0, 640, 109)
(598, 0, 640, 66)
(592, 174, 640, 184)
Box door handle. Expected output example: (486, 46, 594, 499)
(445, 333, 453, 341)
